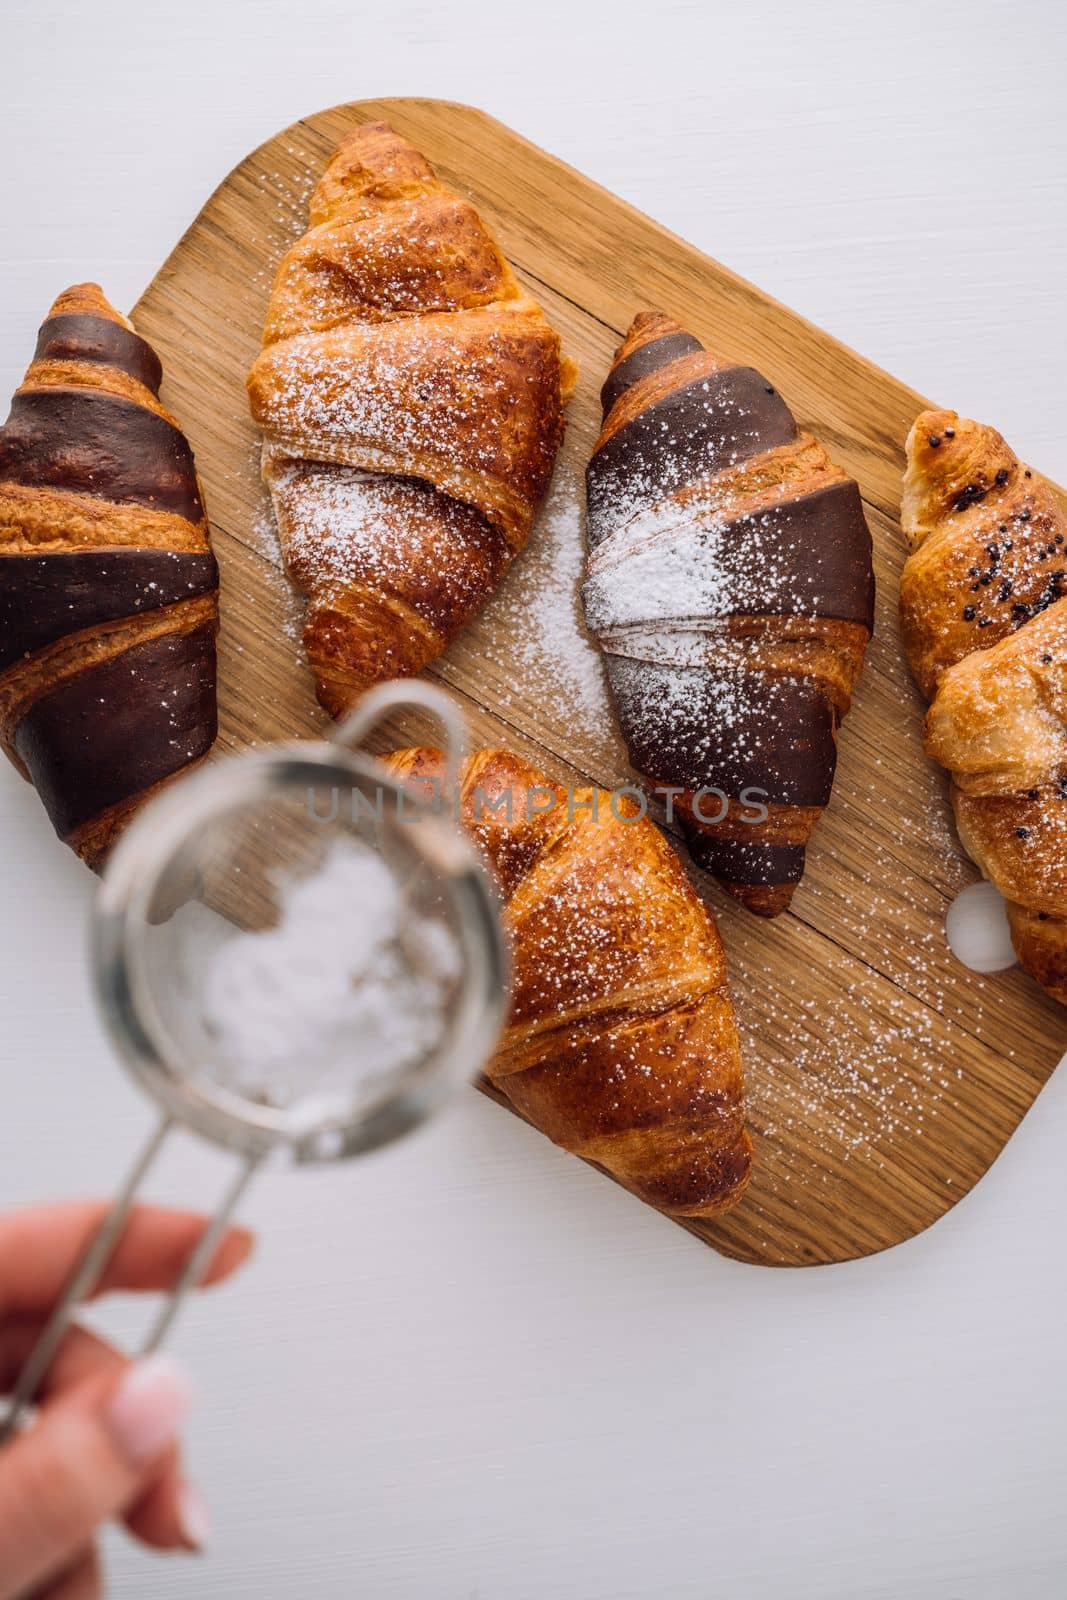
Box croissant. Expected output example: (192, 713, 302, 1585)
(0, 284, 219, 865)
(384, 745, 752, 1217)
(583, 311, 875, 917)
(901, 409, 1067, 1005)
(248, 121, 575, 717)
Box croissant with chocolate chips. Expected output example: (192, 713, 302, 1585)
(0, 284, 219, 865)
(248, 120, 575, 717)
(385, 745, 752, 1218)
(901, 410, 1067, 1005)
(583, 311, 875, 917)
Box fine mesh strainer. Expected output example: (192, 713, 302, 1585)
(0, 681, 507, 1443)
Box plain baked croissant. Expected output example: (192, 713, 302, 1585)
(583, 311, 875, 917)
(0, 283, 219, 865)
(248, 120, 576, 718)
(384, 745, 752, 1217)
(901, 409, 1067, 1005)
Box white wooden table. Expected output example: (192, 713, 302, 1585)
(3, 2, 1066, 1594)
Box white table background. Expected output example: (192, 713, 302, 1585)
(3, 2, 1066, 1595)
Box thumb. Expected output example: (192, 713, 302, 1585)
(0, 1355, 193, 1599)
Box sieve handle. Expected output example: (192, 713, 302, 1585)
(332, 681, 467, 810)
(139, 1153, 261, 1357)
(0, 1117, 174, 1445)
(0, 1116, 260, 1447)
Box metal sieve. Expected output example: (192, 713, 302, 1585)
(0, 681, 507, 1443)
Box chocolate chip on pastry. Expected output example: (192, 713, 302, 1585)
(902, 410, 1067, 1005)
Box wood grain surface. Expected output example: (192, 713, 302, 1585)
(130, 96, 1066, 1267)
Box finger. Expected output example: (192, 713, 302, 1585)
(0, 1316, 131, 1396)
(26, 1546, 102, 1600)
(0, 1321, 197, 1553)
(126, 1471, 208, 1554)
(0, 1354, 193, 1596)
(0, 1202, 254, 1316)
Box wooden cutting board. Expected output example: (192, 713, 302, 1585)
(130, 97, 1065, 1267)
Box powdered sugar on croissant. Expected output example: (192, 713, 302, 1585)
(583, 311, 874, 918)
(385, 745, 752, 1218)
(248, 121, 574, 716)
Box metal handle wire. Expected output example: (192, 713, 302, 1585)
(0, 1116, 260, 1446)
(333, 680, 468, 810)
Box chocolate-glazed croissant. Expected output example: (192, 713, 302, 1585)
(0, 284, 219, 865)
(583, 312, 875, 917)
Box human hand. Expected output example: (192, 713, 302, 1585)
(0, 1201, 253, 1598)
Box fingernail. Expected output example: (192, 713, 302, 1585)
(229, 1226, 256, 1267)
(177, 1481, 211, 1552)
(106, 1354, 194, 1466)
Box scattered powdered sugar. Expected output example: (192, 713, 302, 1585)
(267, 454, 492, 610)
(248, 500, 280, 564)
(607, 652, 796, 778)
(736, 921, 947, 1164)
(198, 841, 461, 1125)
(582, 459, 845, 762)
(737, 963, 952, 1160)
(272, 461, 403, 586)
(728, 819, 1015, 1177)
(247, 483, 304, 644)
(585, 388, 780, 549)
(584, 481, 811, 633)
(483, 466, 611, 738)
(264, 201, 494, 329)
(245, 160, 321, 293)
(257, 328, 545, 486)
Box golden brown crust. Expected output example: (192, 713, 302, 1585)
(269, 461, 511, 718)
(46, 283, 123, 322)
(18, 358, 170, 417)
(901, 410, 1066, 698)
(248, 121, 574, 715)
(307, 122, 439, 223)
(384, 745, 752, 1218)
(609, 309, 680, 363)
(924, 598, 1067, 795)
(902, 409, 1067, 1005)
(0, 480, 209, 555)
(1005, 900, 1067, 1006)
(952, 785, 1065, 915)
